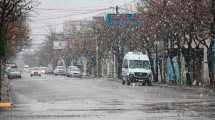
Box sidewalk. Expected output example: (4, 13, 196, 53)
(0, 77, 13, 108)
(152, 82, 215, 95)
(107, 77, 215, 95)
(1, 78, 12, 102)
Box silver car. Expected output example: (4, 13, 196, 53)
(54, 66, 66, 76)
(7, 68, 22, 79)
(66, 66, 82, 78)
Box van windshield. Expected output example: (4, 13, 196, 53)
(129, 60, 150, 69)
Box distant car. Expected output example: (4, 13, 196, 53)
(39, 67, 48, 74)
(5, 66, 11, 73)
(30, 67, 41, 77)
(7, 68, 22, 79)
(66, 66, 82, 78)
(24, 65, 30, 72)
(6, 63, 18, 69)
(53, 66, 66, 76)
(46, 67, 53, 74)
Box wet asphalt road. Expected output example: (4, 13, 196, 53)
(1, 73, 215, 120)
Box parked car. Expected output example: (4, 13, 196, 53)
(30, 67, 42, 77)
(39, 67, 48, 74)
(121, 52, 152, 86)
(53, 66, 66, 76)
(66, 66, 82, 78)
(24, 65, 30, 72)
(6, 63, 18, 69)
(7, 68, 22, 79)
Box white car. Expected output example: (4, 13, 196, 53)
(39, 67, 48, 74)
(30, 67, 41, 77)
(66, 66, 82, 78)
(24, 65, 30, 72)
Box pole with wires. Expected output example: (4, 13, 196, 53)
(209, 0, 215, 87)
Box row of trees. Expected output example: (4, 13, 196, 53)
(90, 0, 215, 86)
(33, 0, 215, 87)
(136, 0, 214, 86)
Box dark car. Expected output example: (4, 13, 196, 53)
(7, 68, 22, 79)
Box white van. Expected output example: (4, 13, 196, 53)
(122, 52, 152, 86)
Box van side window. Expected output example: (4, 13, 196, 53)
(123, 60, 128, 68)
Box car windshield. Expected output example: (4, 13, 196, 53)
(57, 66, 65, 69)
(69, 67, 79, 71)
(40, 67, 47, 69)
(129, 60, 150, 69)
(32, 67, 39, 70)
(9, 69, 18, 72)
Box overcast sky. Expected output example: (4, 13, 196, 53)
(16, 0, 137, 66)
(27, 0, 137, 52)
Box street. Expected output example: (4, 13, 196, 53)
(0, 73, 214, 120)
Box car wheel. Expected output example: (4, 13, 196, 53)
(122, 80, 125, 85)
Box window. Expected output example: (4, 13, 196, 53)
(129, 60, 150, 69)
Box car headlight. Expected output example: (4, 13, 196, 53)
(129, 73, 135, 77)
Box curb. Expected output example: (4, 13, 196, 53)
(0, 103, 13, 109)
(153, 83, 215, 95)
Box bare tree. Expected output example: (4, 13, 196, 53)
(0, 0, 36, 100)
(135, 0, 214, 86)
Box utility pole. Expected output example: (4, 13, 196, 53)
(112, 5, 119, 79)
(209, 0, 215, 87)
(96, 30, 99, 77)
(116, 5, 119, 14)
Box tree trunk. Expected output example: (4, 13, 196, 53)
(0, 59, 2, 101)
(147, 49, 156, 82)
(177, 50, 182, 85)
(0, 30, 6, 101)
(169, 56, 177, 84)
(185, 55, 192, 86)
(117, 52, 123, 79)
(159, 58, 164, 83)
(208, 48, 214, 87)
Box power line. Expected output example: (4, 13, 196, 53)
(34, 7, 113, 21)
(36, 7, 113, 11)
